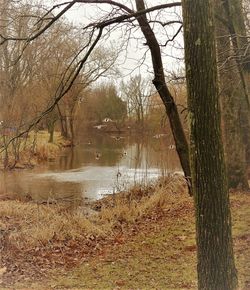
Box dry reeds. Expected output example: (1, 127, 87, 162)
(98, 175, 187, 225)
(33, 131, 63, 161)
(0, 201, 104, 248)
(0, 130, 66, 167)
(0, 176, 188, 249)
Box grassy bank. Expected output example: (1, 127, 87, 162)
(0, 130, 68, 169)
(31, 130, 68, 163)
(0, 177, 249, 289)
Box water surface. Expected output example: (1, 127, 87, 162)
(0, 133, 181, 201)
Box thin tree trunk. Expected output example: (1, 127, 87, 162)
(182, 0, 238, 289)
(223, 0, 250, 164)
(69, 117, 74, 146)
(57, 104, 67, 138)
(215, 1, 249, 189)
(135, 0, 192, 194)
(3, 136, 9, 169)
(48, 122, 55, 143)
(65, 115, 71, 139)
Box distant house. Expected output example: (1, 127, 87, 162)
(102, 118, 113, 123)
(93, 124, 107, 130)
(168, 144, 176, 150)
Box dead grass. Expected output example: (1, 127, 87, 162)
(0, 176, 186, 249)
(0, 201, 102, 248)
(0, 177, 249, 289)
(95, 175, 187, 224)
(0, 130, 67, 169)
(28, 130, 65, 162)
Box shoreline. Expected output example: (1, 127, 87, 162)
(0, 130, 69, 171)
(0, 176, 249, 289)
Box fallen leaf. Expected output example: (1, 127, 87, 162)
(115, 279, 126, 286)
(0, 267, 7, 276)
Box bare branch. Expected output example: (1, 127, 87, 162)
(148, 20, 182, 27)
(0, 27, 103, 151)
(162, 24, 183, 47)
(1, 1, 181, 43)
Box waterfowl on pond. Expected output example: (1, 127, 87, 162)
(111, 136, 125, 141)
(120, 150, 127, 157)
(168, 144, 176, 150)
(116, 170, 122, 178)
(95, 152, 101, 160)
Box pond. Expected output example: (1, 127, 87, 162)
(0, 133, 181, 201)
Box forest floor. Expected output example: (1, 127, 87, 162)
(0, 176, 249, 290)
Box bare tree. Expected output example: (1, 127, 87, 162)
(215, 1, 249, 189)
(121, 74, 153, 128)
(224, 0, 250, 165)
(0, 0, 120, 163)
(0, 0, 245, 288)
(0, 0, 192, 192)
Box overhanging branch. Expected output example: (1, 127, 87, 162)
(0, 27, 103, 151)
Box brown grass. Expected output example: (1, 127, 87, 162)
(29, 130, 65, 162)
(0, 176, 186, 249)
(97, 175, 186, 225)
(0, 176, 249, 289)
(0, 130, 66, 169)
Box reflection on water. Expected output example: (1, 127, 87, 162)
(0, 133, 182, 200)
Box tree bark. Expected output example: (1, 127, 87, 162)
(222, 0, 250, 164)
(69, 117, 74, 145)
(48, 122, 55, 143)
(182, 0, 238, 289)
(135, 0, 192, 194)
(215, 1, 249, 189)
(57, 104, 67, 138)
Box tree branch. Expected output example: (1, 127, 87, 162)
(0, 27, 103, 151)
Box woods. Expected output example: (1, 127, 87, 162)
(0, 0, 249, 289)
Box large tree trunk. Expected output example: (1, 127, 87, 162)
(135, 0, 191, 194)
(215, 1, 249, 189)
(222, 0, 250, 164)
(182, 0, 238, 289)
